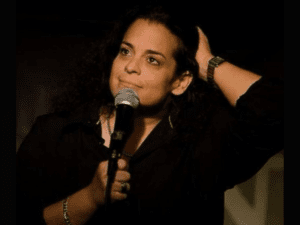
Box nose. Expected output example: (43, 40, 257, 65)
(125, 57, 141, 75)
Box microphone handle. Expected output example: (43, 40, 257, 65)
(105, 135, 128, 212)
(104, 104, 135, 212)
(105, 149, 120, 212)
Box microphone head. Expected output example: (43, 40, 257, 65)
(114, 88, 139, 109)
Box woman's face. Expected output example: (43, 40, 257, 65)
(110, 19, 183, 107)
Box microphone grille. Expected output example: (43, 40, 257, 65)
(114, 88, 139, 109)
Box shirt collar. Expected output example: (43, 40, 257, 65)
(60, 101, 179, 160)
(62, 100, 178, 139)
(64, 101, 100, 129)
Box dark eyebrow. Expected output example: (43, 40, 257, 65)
(122, 41, 166, 60)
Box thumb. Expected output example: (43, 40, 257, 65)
(118, 158, 128, 170)
(196, 26, 205, 37)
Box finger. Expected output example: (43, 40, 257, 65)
(196, 26, 202, 35)
(123, 182, 130, 192)
(115, 170, 131, 182)
(119, 182, 130, 192)
(196, 26, 208, 40)
(99, 160, 108, 175)
(112, 182, 130, 192)
(111, 191, 128, 201)
(118, 158, 128, 170)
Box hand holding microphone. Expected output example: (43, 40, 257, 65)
(88, 158, 131, 206)
(105, 88, 139, 209)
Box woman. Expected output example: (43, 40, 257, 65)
(16, 4, 284, 224)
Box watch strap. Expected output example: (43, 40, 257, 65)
(207, 56, 225, 88)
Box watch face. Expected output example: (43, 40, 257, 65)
(209, 57, 225, 69)
(213, 57, 225, 65)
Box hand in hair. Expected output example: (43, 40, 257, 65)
(196, 26, 214, 82)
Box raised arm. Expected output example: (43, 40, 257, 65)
(196, 27, 262, 107)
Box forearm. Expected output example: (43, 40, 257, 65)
(43, 186, 99, 225)
(196, 27, 262, 106)
(210, 60, 262, 107)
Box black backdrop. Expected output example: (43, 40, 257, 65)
(16, 0, 284, 151)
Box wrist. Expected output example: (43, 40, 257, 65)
(199, 55, 214, 81)
(86, 184, 102, 208)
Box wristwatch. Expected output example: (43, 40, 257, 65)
(207, 56, 225, 88)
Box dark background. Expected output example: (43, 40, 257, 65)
(16, 0, 284, 151)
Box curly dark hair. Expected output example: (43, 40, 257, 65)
(50, 3, 230, 143)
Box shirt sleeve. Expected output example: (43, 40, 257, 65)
(16, 113, 106, 224)
(16, 114, 74, 224)
(219, 75, 284, 190)
(16, 116, 48, 225)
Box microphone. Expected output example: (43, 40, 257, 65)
(111, 88, 140, 149)
(105, 88, 139, 211)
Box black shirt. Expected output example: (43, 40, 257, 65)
(16, 75, 284, 224)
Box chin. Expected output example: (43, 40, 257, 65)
(112, 87, 141, 101)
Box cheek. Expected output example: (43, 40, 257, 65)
(109, 76, 119, 98)
(138, 79, 172, 106)
(109, 62, 120, 97)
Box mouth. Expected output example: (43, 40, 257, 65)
(119, 79, 141, 88)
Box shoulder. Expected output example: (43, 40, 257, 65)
(36, 111, 70, 124)
(33, 111, 71, 136)
(36, 111, 71, 122)
(32, 101, 99, 136)
(16, 111, 72, 160)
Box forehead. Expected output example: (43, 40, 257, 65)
(123, 19, 179, 58)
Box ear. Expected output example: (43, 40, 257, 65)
(171, 71, 193, 96)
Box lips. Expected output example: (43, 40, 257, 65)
(119, 79, 141, 88)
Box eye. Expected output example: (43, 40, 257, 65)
(120, 47, 130, 56)
(147, 57, 160, 65)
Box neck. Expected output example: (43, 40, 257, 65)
(101, 96, 172, 132)
(133, 107, 166, 129)
(133, 96, 171, 129)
